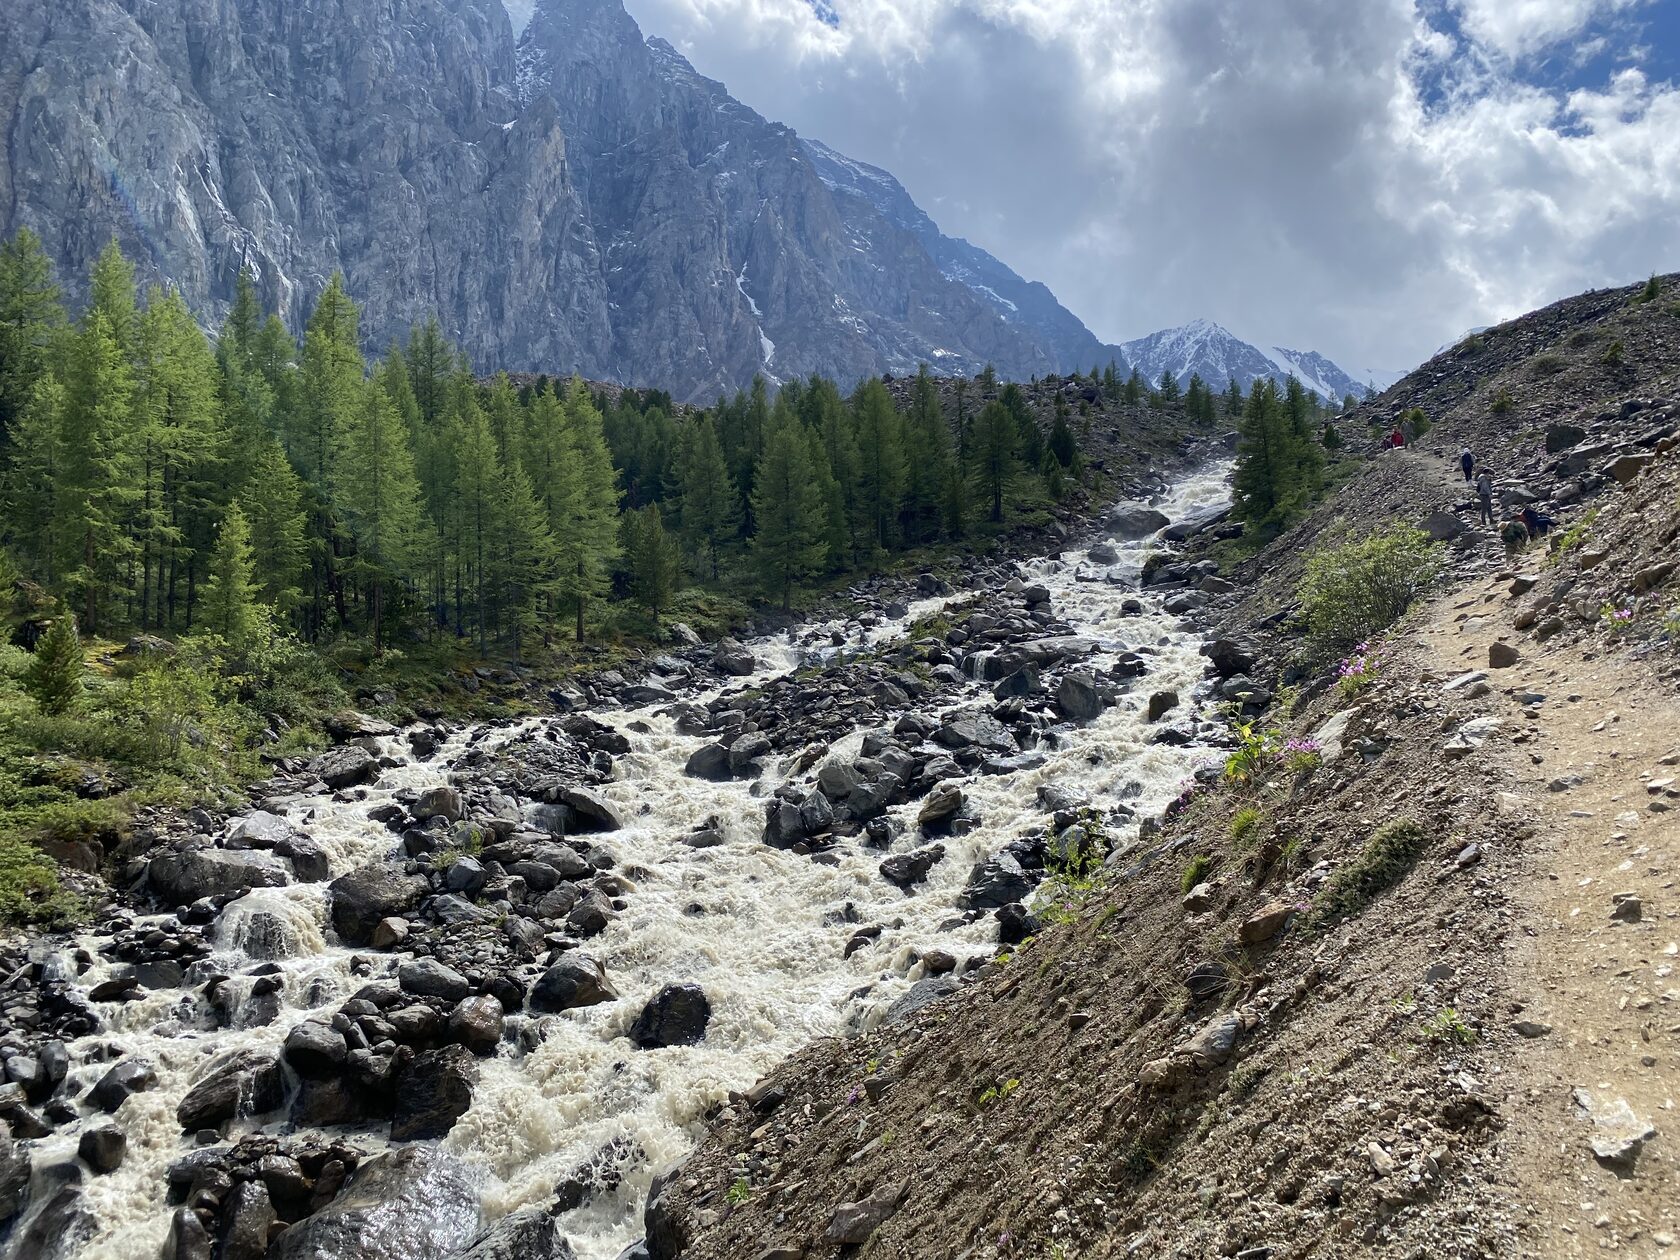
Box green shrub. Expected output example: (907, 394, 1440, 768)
(1638, 273, 1661, 304)
(1602, 339, 1625, 367)
(1489, 387, 1513, 415)
(1299, 526, 1442, 661)
(1530, 353, 1565, 377)
(1181, 854, 1213, 893)
(0, 835, 84, 926)
(1400, 407, 1430, 438)
(24, 616, 84, 716)
(1307, 818, 1430, 927)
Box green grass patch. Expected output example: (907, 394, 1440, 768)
(1229, 806, 1263, 847)
(1180, 853, 1213, 893)
(1307, 818, 1430, 928)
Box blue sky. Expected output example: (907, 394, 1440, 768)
(602, 0, 1680, 373)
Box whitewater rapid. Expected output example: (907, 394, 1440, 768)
(45, 463, 1232, 1260)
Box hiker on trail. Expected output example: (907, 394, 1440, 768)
(1475, 468, 1494, 525)
(1459, 445, 1474, 482)
(1390, 426, 1406, 449)
(1520, 505, 1555, 538)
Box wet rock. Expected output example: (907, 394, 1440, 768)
(176, 1050, 285, 1131)
(283, 1020, 348, 1078)
(1147, 690, 1179, 722)
(530, 956, 617, 1012)
(148, 846, 293, 905)
(798, 790, 835, 836)
(916, 782, 965, 830)
(77, 1124, 127, 1173)
(456, 1208, 578, 1260)
(399, 958, 472, 1002)
(310, 745, 381, 789)
(329, 865, 429, 945)
(448, 996, 505, 1055)
(961, 853, 1036, 909)
(267, 1146, 482, 1260)
(562, 787, 622, 832)
(15, 1185, 94, 1259)
(629, 984, 711, 1049)
(1054, 673, 1103, 721)
(0, 1136, 30, 1222)
(553, 1137, 641, 1213)
(826, 1180, 907, 1244)
(643, 1169, 688, 1260)
(215, 1179, 275, 1260)
(162, 1206, 212, 1260)
(995, 902, 1040, 944)
(391, 1046, 477, 1141)
(884, 976, 957, 1025)
(991, 665, 1040, 700)
(415, 786, 464, 822)
(879, 845, 946, 890)
(712, 638, 758, 676)
(1108, 505, 1169, 540)
(371, 917, 410, 949)
(683, 743, 734, 781)
(1200, 637, 1259, 678)
(566, 889, 616, 937)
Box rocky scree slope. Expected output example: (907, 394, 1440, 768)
(1, 0, 1071, 398)
(641, 282, 1680, 1259)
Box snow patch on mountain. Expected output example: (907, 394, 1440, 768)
(1121, 319, 1390, 402)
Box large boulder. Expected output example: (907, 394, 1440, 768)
(456, 1210, 578, 1260)
(398, 958, 471, 1002)
(309, 746, 380, 789)
(1054, 674, 1103, 722)
(562, 787, 621, 833)
(961, 853, 1037, 909)
(329, 865, 428, 945)
(390, 1046, 477, 1141)
(711, 638, 758, 676)
(176, 1050, 285, 1131)
(89, 1058, 158, 1113)
(880, 845, 946, 890)
(267, 1147, 483, 1260)
(148, 846, 293, 905)
(282, 1020, 348, 1079)
(629, 984, 711, 1049)
(1162, 505, 1231, 541)
(414, 786, 463, 822)
(682, 744, 733, 782)
(1106, 505, 1170, 540)
(529, 956, 617, 1013)
(1200, 637, 1260, 678)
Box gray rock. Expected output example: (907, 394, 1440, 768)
(1107, 505, 1169, 540)
(683, 744, 734, 782)
(267, 1147, 483, 1260)
(711, 638, 758, 676)
(562, 787, 622, 832)
(78, 1124, 126, 1173)
(175, 1050, 284, 1131)
(217, 1180, 274, 1260)
(310, 746, 380, 789)
(391, 1046, 477, 1141)
(629, 983, 711, 1048)
(1146, 690, 1179, 722)
(399, 958, 472, 1002)
(329, 865, 428, 945)
(148, 845, 293, 905)
(283, 1020, 348, 1078)
(530, 956, 617, 1013)
(880, 845, 946, 890)
(448, 996, 505, 1056)
(415, 786, 464, 822)
(1055, 673, 1103, 722)
(456, 1209, 578, 1260)
(827, 1181, 906, 1245)
(89, 1058, 158, 1112)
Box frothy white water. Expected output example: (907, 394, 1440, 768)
(57, 464, 1231, 1260)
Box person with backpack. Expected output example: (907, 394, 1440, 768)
(1475, 468, 1494, 525)
(1459, 445, 1475, 482)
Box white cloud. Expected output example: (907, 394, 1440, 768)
(619, 0, 1680, 372)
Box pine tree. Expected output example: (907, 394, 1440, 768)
(242, 438, 308, 616)
(223, 271, 264, 372)
(57, 310, 136, 635)
(750, 415, 828, 610)
(87, 240, 138, 354)
(1048, 405, 1077, 467)
(1158, 370, 1181, 403)
(1125, 368, 1144, 404)
(0, 228, 67, 443)
(452, 404, 499, 655)
(337, 384, 423, 650)
(978, 362, 998, 396)
(623, 503, 682, 627)
(675, 414, 738, 577)
(850, 379, 908, 555)
(902, 365, 954, 542)
(1231, 379, 1308, 537)
(201, 502, 260, 649)
(294, 275, 362, 488)
(3, 374, 65, 582)
(494, 461, 553, 658)
(972, 399, 1017, 522)
(554, 377, 621, 642)
(1226, 377, 1243, 416)
(133, 287, 227, 630)
(24, 614, 83, 716)
(805, 375, 859, 561)
(1282, 375, 1326, 498)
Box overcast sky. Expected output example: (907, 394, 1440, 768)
(573, 0, 1680, 376)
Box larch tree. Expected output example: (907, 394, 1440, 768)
(200, 502, 260, 651)
(675, 413, 738, 578)
(57, 310, 137, 635)
(750, 414, 828, 610)
(337, 384, 423, 651)
(4, 374, 66, 582)
(850, 378, 907, 556)
(554, 377, 621, 643)
(623, 503, 682, 628)
(903, 364, 954, 543)
(241, 438, 309, 617)
(0, 228, 67, 443)
(971, 399, 1017, 522)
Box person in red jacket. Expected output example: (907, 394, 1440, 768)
(1389, 426, 1405, 449)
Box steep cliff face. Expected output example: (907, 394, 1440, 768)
(0, 0, 1072, 398)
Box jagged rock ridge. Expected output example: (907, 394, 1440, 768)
(0, 0, 1071, 399)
